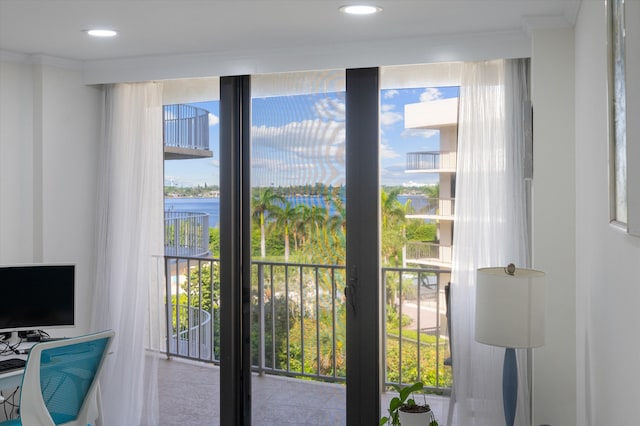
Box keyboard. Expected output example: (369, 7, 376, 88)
(0, 358, 26, 373)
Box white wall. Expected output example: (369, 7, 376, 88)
(0, 58, 34, 261)
(0, 56, 102, 335)
(530, 27, 577, 426)
(575, 2, 640, 425)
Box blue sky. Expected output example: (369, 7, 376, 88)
(164, 85, 459, 188)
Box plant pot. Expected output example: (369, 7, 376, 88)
(398, 406, 435, 426)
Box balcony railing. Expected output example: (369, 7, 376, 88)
(164, 256, 452, 393)
(407, 198, 455, 217)
(406, 242, 453, 266)
(406, 151, 456, 172)
(164, 211, 210, 257)
(163, 104, 210, 151)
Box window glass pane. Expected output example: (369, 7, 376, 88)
(250, 70, 347, 425)
(379, 64, 459, 424)
(162, 78, 221, 425)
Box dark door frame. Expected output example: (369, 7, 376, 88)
(219, 75, 252, 426)
(345, 67, 382, 425)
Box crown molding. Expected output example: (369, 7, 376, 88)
(0, 50, 29, 63)
(82, 30, 531, 85)
(28, 54, 82, 69)
(0, 51, 81, 70)
(521, 14, 576, 37)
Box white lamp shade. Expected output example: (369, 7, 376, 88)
(475, 266, 546, 348)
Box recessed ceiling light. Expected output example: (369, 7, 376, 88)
(339, 5, 382, 15)
(86, 29, 118, 38)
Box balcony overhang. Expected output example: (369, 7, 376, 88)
(405, 98, 459, 130)
(164, 147, 214, 160)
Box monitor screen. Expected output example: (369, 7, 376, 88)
(0, 264, 75, 333)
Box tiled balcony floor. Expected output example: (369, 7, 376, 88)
(158, 357, 451, 426)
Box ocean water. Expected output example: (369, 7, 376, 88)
(165, 197, 221, 227)
(164, 196, 335, 228)
(164, 195, 427, 229)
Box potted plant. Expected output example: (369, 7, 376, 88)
(380, 381, 439, 426)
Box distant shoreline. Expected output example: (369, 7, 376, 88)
(165, 195, 219, 198)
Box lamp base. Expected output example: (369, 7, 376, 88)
(503, 347, 517, 426)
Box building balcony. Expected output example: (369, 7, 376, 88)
(406, 198, 455, 220)
(405, 242, 452, 268)
(406, 151, 456, 173)
(405, 97, 459, 130)
(164, 211, 210, 257)
(164, 104, 214, 160)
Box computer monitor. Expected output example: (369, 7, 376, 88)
(0, 264, 75, 334)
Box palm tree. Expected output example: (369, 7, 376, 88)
(381, 188, 406, 229)
(306, 205, 327, 235)
(381, 188, 412, 266)
(270, 201, 297, 261)
(292, 204, 310, 250)
(326, 189, 346, 243)
(252, 188, 285, 258)
(424, 183, 440, 198)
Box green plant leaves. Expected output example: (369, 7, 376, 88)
(399, 381, 424, 402)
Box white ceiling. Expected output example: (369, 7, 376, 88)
(0, 0, 581, 62)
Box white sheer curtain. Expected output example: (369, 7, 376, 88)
(450, 59, 531, 426)
(92, 82, 164, 425)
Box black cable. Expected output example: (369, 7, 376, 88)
(6, 387, 19, 419)
(1, 387, 19, 420)
(36, 329, 51, 340)
(0, 339, 21, 356)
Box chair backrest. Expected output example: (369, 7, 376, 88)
(18, 330, 114, 426)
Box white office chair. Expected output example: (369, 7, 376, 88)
(0, 330, 114, 426)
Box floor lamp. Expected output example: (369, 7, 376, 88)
(475, 264, 545, 426)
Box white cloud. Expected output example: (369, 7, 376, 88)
(402, 181, 430, 188)
(251, 118, 346, 186)
(380, 143, 400, 159)
(383, 89, 399, 99)
(381, 111, 403, 126)
(313, 97, 345, 121)
(209, 113, 219, 126)
(252, 119, 344, 146)
(420, 88, 444, 102)
(380, 104, 403, 126)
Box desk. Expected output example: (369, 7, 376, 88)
(0, 341, 39, 390)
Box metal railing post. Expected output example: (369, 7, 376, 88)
(435, 274, 441, 388)
(258, 263, 265, 376)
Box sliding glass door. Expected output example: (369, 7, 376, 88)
(249, 71, 349, 424)
(378, 64, 459, 423)
(162, 78, 223, 424)
(161, 66, 459, 425)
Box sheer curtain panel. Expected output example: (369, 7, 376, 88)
(92, 82, 164, 425)
(450, 59, 531, 426)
